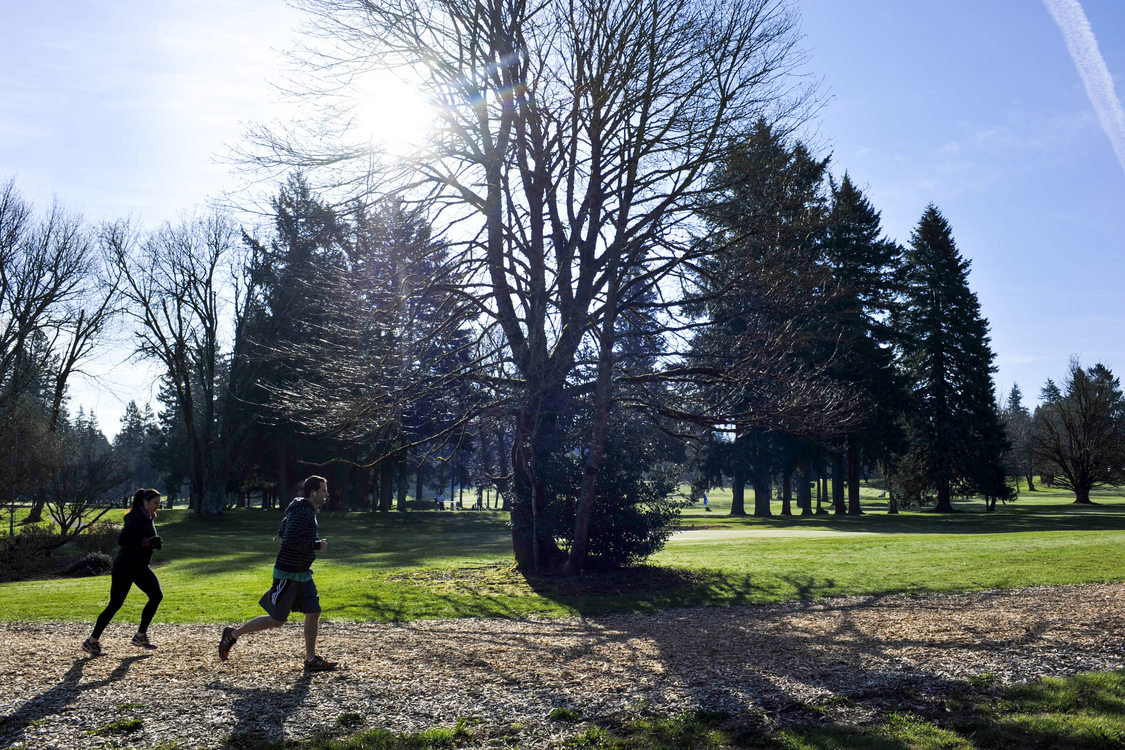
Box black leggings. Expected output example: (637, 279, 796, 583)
(92, 564, 163, 638)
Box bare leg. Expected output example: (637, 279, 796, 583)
(303, 612, 319, 660)
(233, 615, 285, 639)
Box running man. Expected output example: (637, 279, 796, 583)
(218, 475, 337, 672)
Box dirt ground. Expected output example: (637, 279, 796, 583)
(2, 582, 1124, 748)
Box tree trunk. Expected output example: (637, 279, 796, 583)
(832, 453, 846, 515)
(751, 471, 772, 517)
(510, 385, 568, 573)
(563, 274, 618, 576)
(415, 461, 424, 508)
(1025, 474, 1036, 491)
(24, 497, 45, 524)
(847, 438, 863, 515)
(933, 477, 954, 512)
(396, 460, 408, 512)
(730, 466, 747, 516)
(275, 440, 289, 509)
(780, 468, 792, 516)
(380, 461, 393, 512)
(798, 461, 813, 516)
(190, 432, 207, 517)
(1073, 481, 1094, 504)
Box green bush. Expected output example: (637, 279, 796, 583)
(63, 552, 113, 577)
(0, 524, 58, 580)
(538, 410, 687, 571)
(73, 520, 121, 555)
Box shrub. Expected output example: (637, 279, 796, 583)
(14, 523, 59, 554)
(73, 520, 121, 555)
(538, 409, 687, 571)
(0, 523, 59, 580)
(63, 552, 113, 577)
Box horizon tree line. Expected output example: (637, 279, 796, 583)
(4, 0, 1123, 575)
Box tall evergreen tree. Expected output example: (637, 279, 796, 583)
(896, 205, 1011, 511)
(687, 120, 848, 518)
(235, 177, 480, 511)
(113, 401, 163, 501)
(823, 173, 907, 514)
(1000, 384, 1034, 492)
(230, 175, 350, 502)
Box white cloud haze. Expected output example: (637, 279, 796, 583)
(1043, 0, 1125, 178)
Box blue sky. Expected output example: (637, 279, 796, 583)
(2, 0, 1123, 435)
(800, 0, 1125, 406)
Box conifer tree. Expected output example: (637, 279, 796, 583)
(823, 174, 907, 514)
(896, 205, 1011, 511)
(1000, 384, 1034, 491)
(687, 120, 840, 518)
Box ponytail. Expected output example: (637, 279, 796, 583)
(128, 488, 161, 517)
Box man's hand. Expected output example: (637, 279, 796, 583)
(317, 539, 328, 551)
(150, 536, 164, 550)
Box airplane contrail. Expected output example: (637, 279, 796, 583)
(1043, 0, 1125, 178)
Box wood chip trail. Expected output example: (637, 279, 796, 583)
(2, 582, 1123, 748)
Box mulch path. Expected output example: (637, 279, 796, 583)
(2, 582, 1124, 748)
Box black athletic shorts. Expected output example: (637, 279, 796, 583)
(258, 576, 321, 621)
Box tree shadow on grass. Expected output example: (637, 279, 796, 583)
(522, 566, 765, 614)
(340, 586, 536, 622)
(0, 654, 149, 746)
(698, 502, 1125, 535)
(330, 563, 935, 623)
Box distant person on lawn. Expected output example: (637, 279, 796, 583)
(218, 475, 337, 672)
(83, 488, 164, 657)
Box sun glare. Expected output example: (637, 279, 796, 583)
(350, 69, 435, 157)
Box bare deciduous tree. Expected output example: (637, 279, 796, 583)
(1032, 360, 1125, 504)
(40, 416, 128, 547)
(107, 212, 240, 515)
(1, 179, 123, 522)
(244, 0, 848, 572)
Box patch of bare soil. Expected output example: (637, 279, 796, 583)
(2, 582, 1123, 748)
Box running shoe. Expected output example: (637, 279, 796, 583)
(131, 633, 158, 650)
(82, 638, 102, 657)
(303, 655, 338, 672)
(218, 626, 237, 661)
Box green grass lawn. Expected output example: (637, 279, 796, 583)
(2, 483, 1123, 624)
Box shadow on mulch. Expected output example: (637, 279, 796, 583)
(212, 673, 313, 749)
(0, 654, 150, 746)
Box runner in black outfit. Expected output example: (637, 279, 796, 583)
(82, 488, 164, 656)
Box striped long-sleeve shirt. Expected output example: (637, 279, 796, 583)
(274, 498, 321, 576)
